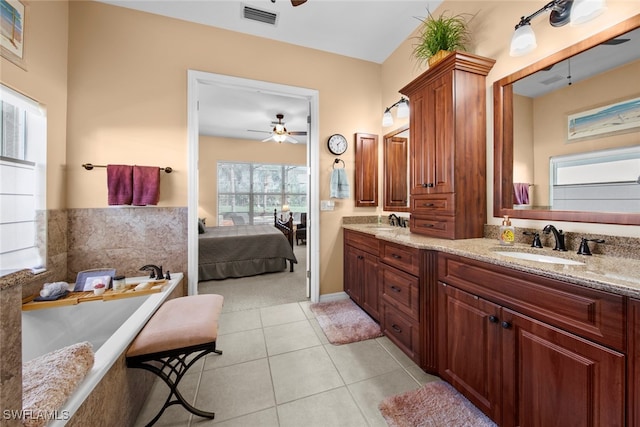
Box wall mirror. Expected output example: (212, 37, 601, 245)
(494, 15, 640, 225)
(383, 125, 410, 212)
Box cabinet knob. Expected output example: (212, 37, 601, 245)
(501, 321, 512, 329)
(391, 324, 402, 333)
(357, 255, 364, 260)
(390, 285, 401, 293)
(421, 224, 434, 228)
(422, 183, 434, 188)
(422, 203, 435, 207)
(392, 254, 402, 259)
(489, 315, 499, 324)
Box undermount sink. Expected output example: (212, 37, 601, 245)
(363, 225, 396, 231)
(495, 251, 585, 266)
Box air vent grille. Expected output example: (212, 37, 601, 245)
(243, 5, 278, 25)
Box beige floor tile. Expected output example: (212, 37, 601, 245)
(276, 387, 368, 427)
(260, 302, 307, 327)
(263, 320, 321, 356)
(324, 340, 403, 384)
(269, 346, 344, 404)
(406, 364, 441, 385)
(298, 301, 315, 319)
(218, 309, 262, 335)
(308, 317, 329, 345)
(191, 407, 279, 427)
(375, 336, 416, 368)
(203, 328, 266, 370)
(348, 368, 422, 427)
(195, 358, 275, 423)
(133, 371, 200, 427)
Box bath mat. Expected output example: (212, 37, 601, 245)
(309, 298, 382, 345)
(379, 380, 497, 427)
(22, 341, 94, 427)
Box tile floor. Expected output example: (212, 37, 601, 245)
(134, 301, 440, 426)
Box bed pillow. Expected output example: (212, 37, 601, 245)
(198, 218, 206, 234)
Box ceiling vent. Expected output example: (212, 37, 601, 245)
(243, 5, 278, 25)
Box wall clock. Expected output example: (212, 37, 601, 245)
(327, 134, 348, 155)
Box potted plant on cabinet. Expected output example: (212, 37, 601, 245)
(413, 10, 472, 67)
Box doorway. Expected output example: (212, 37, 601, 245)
(186, 70, 320, 303)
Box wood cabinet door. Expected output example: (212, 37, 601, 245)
(343, 244, 363, 304)
(438, 282, 502, 423)
(425, 73, 455, 194)
(355, 132, 378, 207)
(628, 298, 640, 427)
(361, 252, 380, 322)
(501, 308, 625, 427)
(409, 92, 427, 195)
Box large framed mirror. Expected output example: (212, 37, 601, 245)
(494, 15, 640, 225)
(383, 125, 410, 212)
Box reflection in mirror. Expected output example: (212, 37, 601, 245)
(383, 125, 410, 212)
(494, 15, 640, 225)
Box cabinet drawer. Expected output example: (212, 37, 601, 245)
(411, 194, 455, 215)
(382, 303, 420, 362)
(438, 253, 626, 351)
(344, 229, 379, 255)
(381, 264, 419, 321)
(381, 241, 420, 275)
(410, 216, 455, 239)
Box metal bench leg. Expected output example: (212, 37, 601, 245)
(127, 344, 222, 427)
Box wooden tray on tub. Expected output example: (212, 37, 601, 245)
(22, 280, 167, 311)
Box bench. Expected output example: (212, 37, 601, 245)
(126, 294, 224, 427)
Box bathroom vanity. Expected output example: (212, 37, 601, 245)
(343, 225, 639, 426)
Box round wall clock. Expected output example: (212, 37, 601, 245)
(327, 134, 348, 155)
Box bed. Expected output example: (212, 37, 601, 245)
(198, 210, 297, 281)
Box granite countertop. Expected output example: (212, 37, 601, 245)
(343, 223, 640, 299)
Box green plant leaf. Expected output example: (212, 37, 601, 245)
(412, 9, 473, 66)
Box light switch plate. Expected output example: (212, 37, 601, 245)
(321, 200, 335, 211)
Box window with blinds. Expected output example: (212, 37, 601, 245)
(0, 85, 47, 276)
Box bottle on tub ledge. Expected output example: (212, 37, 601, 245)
(499, 215, 515, 246)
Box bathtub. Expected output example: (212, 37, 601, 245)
(21, 273, 182, 426)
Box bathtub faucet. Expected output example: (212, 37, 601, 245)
(140, 264, 163, 280)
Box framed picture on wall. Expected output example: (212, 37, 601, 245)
(1, 0, 27, 70)
(567, 96, 640, 142)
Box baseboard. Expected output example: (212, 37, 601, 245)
(318, 291, 349, 303)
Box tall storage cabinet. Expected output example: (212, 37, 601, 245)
(401, 52, 495, 239)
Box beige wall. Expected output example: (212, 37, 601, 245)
(0, 0, 68, 210)
(199, 135, 306, 223)
(383, 1, 640, 237)
(529, 60, 640, 204)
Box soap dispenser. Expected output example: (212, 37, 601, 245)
(499, 215, 515, 246)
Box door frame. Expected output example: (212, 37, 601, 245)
(186, 70, 320, 302)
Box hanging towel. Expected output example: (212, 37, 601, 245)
(513, 183, 530, 205)
(133, 165, 160, 206)
(107, 164, 133, 205)
(330, 168, 350, 199)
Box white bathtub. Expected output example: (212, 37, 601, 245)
(21, 273, 182, 425)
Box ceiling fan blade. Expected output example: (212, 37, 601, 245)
(288, 131, 307, 136)
(291, 0, 307, 6)
(248, 129, 271, 134)
(261, 135, 275, 142)
(285, 135, 299, 144)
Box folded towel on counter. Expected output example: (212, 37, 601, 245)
(513, 182, 530, 205)
(107, 164, 133, 205)
(37, 281, 69, 298)
(330, 168, 350, 199)
(133, 165, 160, 206)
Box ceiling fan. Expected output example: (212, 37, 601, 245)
(271, 0, 308, 6)
(250, 113, 307, 144)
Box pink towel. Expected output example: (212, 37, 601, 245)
(513, 182, 530, 205)
(107, 165, 133, 205)
(133, 165, 160, 206)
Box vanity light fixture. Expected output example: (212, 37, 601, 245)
(382, 97, 409, 127)
(509, 0, 607, 57)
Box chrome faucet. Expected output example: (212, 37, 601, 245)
(542, 225, 567, 251)
(388, 214, 400, 226)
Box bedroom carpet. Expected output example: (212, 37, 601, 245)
(198, 244, 308, 312)
(309, 298, 383, 345)
(379, 380, 497, 427)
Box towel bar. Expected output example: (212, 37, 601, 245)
(82, 163, 173, 173)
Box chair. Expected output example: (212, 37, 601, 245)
(296, 213, 307, 245)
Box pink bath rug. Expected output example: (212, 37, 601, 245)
(310, 298, 382, 345)
(379, 380, 497, 427)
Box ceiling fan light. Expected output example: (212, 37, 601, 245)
(273, 133, 287, 143)
(382, 109, 393, 127)
(570, 0, 606, 25)
(396, 99, 410, 118)
(510, 23, 537, 57)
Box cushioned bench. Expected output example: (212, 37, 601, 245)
(126, 294, 224, 427)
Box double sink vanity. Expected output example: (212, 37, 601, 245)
(343, 222, 639, 426)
